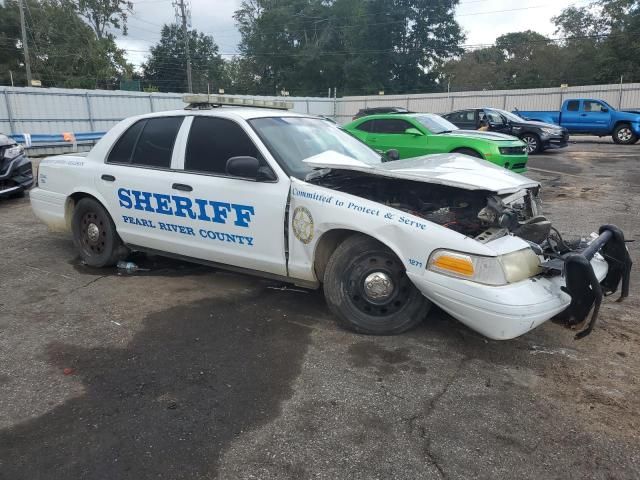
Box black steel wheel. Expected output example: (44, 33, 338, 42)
(71, 197, 127, 267)
(323, 234, 430, 335)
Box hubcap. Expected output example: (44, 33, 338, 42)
(80, 211, 106, 255)
(363, 272, 394, 300)
(618, 128, 632, 141)
(345, 253, 411, 316)
(523, 136, 537, 153)
(87, 223, 100, 242)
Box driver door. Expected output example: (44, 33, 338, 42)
(369, 118, 427, 159)
(167, 115, 290, 276)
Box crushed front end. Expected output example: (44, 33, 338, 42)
(310, 169, 631, 338)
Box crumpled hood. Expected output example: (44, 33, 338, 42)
(303, 151, 539, 194)
(443, 129, 520, 141)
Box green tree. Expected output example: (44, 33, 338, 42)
(142, 24, 226, 93)
(0, 0, 132, 88)
(72, 0, 133, 39)
(233, 0, 464, 96)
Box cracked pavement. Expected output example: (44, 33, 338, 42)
(0, 139, 639, 479)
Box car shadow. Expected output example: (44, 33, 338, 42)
(0, 288, 321, 479)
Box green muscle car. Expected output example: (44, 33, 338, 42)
(344, 113, 528, 172)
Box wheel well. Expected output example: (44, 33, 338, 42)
(452, 147, 483, 159)
(313, 229, 355, 282)
(65, 192, 102, 229)
(614, 121, 631, 130)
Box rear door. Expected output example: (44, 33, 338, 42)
(560, 99, 582, 130)
(446, 110, 477, 130)
(96, 115, 189, 253)
(368, 118, 426, 158)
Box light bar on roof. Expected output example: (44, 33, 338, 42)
(183, 94, 293, 110)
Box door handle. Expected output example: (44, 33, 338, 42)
(101, 174, 115, 182)
(172, 183, 193, 192)
(580, 113, 587, 116)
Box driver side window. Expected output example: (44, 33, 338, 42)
(184, 117, 268, 176)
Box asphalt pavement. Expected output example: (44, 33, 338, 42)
(0, 138, 639, 479)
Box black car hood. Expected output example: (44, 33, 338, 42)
(0, 133, 17, 147)
(512, 120, 564, 130)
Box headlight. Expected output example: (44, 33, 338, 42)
(427, 248, 541, 285)
(540, 127, 560, 135)
(3, 144, 24, 160)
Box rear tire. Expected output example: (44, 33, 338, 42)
(453, 148, 483, 159)
(323, 234, 430, 335)
(613, 124, 637, 145)
(71, 197, 128, 267)
(521, 133, 541, 154)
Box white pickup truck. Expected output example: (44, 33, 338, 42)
(30, 96, 631, 340)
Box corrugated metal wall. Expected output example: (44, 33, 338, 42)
(0, 87, 335, 136)
(336, 82, 640, 123)
(2, 82, 639, 137)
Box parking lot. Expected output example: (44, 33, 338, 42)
(0, 139, 639, 479)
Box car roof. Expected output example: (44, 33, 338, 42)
(130, 106, 311, 122)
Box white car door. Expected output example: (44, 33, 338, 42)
(156, 114, 290, 276)
(95, 115, 193, 255)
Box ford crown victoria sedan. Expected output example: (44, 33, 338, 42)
(30, 96, 631, 340)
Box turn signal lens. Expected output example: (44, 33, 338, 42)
(431, 253, 474, 276)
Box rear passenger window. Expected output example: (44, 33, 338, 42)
(107, 117, 183, 168)
(185, 117, 260, 175)
(107, 120, 145, 164)
(356, 120, 375, 132)
(566, 100, 580, 112)
(131, 117, 183, 168)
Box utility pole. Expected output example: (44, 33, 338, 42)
(175, 0, 193, 93)
(18, 0, 32, 86)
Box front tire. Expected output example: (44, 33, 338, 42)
(323, 234, 431, 335)
(613, 124, 638, 145)
(71, 197, 127, 267)
(521, 133, 541, 154)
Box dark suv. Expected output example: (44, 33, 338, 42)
(352, 106, 412, 120)
(0, 133, 33, 197)
(442, 107, 569, 154)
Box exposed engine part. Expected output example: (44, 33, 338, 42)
(309, 170, 548, 243)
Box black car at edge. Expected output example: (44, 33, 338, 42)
(442, 107, 569, 154)
(0, 133, 33, 198)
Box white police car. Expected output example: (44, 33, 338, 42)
(30, 95, 631, 340)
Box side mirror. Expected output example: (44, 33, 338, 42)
(602, 107, 609, 113)
(226, 156, 275, 181)
(385, 149, 400, 161)
(405, 127, 424, 136)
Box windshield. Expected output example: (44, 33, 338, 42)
(490, 108, 525, 123)
(414, 114, 458, 134)
(249, 116, 382, 179)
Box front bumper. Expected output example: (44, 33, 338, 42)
(541, 131, 569, 149)
(488, 152, 528, 173)
(0, 154, 34, 197)
(409, 226, 631, 340)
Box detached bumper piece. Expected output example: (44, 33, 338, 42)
(544, 225, 632, 339)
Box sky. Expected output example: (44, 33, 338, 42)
(117, 0, 585, 67)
